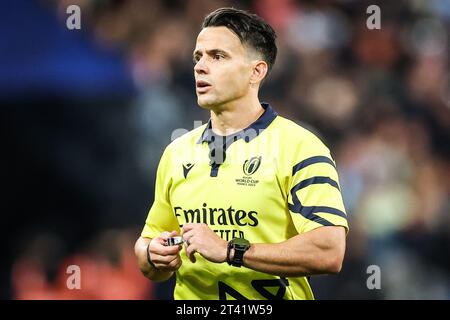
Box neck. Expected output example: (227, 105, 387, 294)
(210, 95, 264, 136)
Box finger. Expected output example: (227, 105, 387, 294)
(174, 258, 183, 269)
(168, 256, 182, 270)
(181, 223, 195, 235)
(151, 244, 182, 256)
(152, 253, 179, 264)
(163, 245, 183, 256)
(150, 237, 183, 254)
(151, 253, 170, 265)
(159, 230, 179, 241)
(154, 232, 171, 246)
(185, 250, 196, 263)
(186, 245, 197, 263)
(182, 230, 194, 244)
(165, 254, 180, 267)
(160, 231, 171, 239)
(154, 231, 182, 249)
(159, 257, 182, 272)
(156, 253, 182, 271)
(149, 236, 167, 249)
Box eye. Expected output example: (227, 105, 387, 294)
(213, 54, 223, 60)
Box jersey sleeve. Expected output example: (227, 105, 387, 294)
(287, 135, 349, 234)
(141, 145, 180, 239)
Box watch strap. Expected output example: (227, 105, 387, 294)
(227, 238, 250, 267)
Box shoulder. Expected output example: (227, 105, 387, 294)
(162, 123, 207, 155)
(271, 116, 331, 156)
(269, 116, 337, 181)
(155, 124, 206, 173)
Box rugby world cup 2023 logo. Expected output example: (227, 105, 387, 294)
(243, 156, 262, 176)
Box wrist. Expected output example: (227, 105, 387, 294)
(146, 243, 158, 270)
(223, 240, 232, 263)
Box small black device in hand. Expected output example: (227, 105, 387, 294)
(165, 236, 183, 246)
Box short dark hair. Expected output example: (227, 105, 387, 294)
(202, 7, 277, 73)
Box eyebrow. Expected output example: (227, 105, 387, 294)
(193, 48, 230, 60)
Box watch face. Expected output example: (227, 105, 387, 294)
(233, 238, 250, 247)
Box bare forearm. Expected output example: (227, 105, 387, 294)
(134, 237, 174, 282)
(242, 227, 346, 277)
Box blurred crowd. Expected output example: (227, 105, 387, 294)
(2, 0, 449, 299)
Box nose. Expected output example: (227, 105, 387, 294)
(194, 57, 208, 74)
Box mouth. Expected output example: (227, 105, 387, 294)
(196, 80, 212, 93)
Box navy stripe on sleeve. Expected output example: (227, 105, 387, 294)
(291, 176, 340, 192)
(292, 156, 336, 176)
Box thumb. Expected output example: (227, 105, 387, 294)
(160, 231, 171, 239)
(169, 230, 179, 237)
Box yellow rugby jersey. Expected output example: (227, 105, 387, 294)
(141, 102, 348, 300)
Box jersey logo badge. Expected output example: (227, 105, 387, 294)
(236, 157, 261, 187)
(243, 156, 262, 176)
(183, 163, 195, 178)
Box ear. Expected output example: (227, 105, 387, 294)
(250, 60, 268, 85)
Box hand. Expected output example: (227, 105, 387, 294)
(147, 230, 183, 272)
(181, 223, 228, 264)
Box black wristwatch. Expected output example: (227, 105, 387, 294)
(227, 237, 251, 267)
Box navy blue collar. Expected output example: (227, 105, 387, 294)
(197, 102, 278, 144)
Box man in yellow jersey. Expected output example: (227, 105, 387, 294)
(134, 7, 348, 300)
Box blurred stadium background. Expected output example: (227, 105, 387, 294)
(1, 0, 449, 299)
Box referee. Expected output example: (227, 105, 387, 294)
(135, 7, 348, 300)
